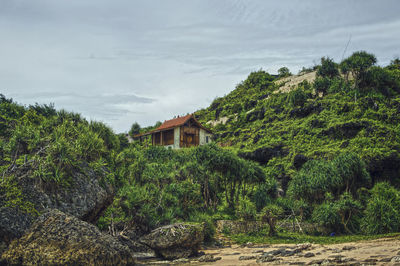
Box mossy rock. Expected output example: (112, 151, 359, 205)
(1, 209, 136, 265)
(139, 223, 204, 260)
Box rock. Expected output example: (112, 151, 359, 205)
(198, 255, 221, 262)
(246, 242, 254, 247)
(239, 255, 257, 260)
(0, 165, 114, 246)
(238, 144, 288, 165)
(173, 258, 189, 263)
(0, 207, 33, 245)
(256, 254, 276, 263)
(118, 230, 153, 253)
(252, 250, 264, 253)
(342, 245, 356, 251)
(294, 243, 312, 253)
(392, 256, 400, 263)
(363, 258, 378, 264)
(290, 263, 306, 265)
(140, 223, 204, 260)
(379, 257, 392, 262)
(1, 209, 135, 265)
(308, 259, 324, 265)
(304, 252, 315, 258)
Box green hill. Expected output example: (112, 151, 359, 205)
(195, 53, 400, 189)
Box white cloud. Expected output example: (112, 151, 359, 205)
(1, 0, 399, 132)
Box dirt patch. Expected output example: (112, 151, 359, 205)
(275, 71, 316, 94)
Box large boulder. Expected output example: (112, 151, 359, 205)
(139, 223, 204, 260)
(0, 165, 113, 247)
(1, 209, 135, 265)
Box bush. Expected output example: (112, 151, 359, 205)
(317, 57, 339, 79)
(236, 198, 257, 221)
(287, 88, 308, 107)
(361, 182, 400, 234)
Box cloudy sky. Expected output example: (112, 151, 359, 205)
(1, 0, 399, 132)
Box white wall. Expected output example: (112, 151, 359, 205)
(199, 129, 212, 145)
(173, 127, 181, 149)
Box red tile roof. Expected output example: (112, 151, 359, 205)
(157, 114, 193, 131)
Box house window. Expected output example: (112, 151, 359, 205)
(206, 136, 209, 143)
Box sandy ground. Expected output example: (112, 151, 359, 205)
(196, 237, 400, 265)
(275, 72, 316, 94)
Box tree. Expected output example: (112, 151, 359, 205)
(340, 51, 377, 88)
(386, 57, 400, 71)
(129, 122, 141, 138)
(261, 204, 283, 236)
(278, 67, 292, 78)
(316, 57, 339, 79)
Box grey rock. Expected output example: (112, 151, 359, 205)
(1, 209, 135, 265)
(379, 257, 392, 262)
(256, 255, 276, 263)
(0, 207, 33, 245)
(304, 252, 315, 258)
(0, 165, 114, 247)
(392, 256, 400, 263)
(197, 255, 221, 262)
(342, 245, 356, 251)
(239, 255, 257, 260)
(308, 259, 324, 265)
(140, 223, 204, 260)
(252, 249, 264, 253)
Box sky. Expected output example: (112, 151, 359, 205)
(1, 0, 399, 133)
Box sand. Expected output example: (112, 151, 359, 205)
(197, 236, 400, 265)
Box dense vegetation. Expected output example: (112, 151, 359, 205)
(1, 51, 400, 243)
(195, 51, 400, 235)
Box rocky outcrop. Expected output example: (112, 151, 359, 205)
(238, 144, 288, 165)
(0, 164, 114, 247)
(140, 223, 204, 260)
(1, 209, 135, 265)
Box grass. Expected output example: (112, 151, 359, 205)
(230, 230, 400, 245)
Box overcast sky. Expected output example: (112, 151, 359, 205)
(1, 0, 399, 132)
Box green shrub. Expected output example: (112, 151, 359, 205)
(317, 57, 339, 79)
(236, 198, 257, 221)
(361, 182, 400, 234)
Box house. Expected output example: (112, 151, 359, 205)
(135, 114, 213, 149)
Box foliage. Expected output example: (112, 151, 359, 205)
(236, 197, 257, 221)
(312, 193, 361, 233)
(100, 144, 270, 233)
(361, 182, 400, 234)
(128, 122, 141, 137)
(317, 57, 339, 79)
(340, 51, 377, 88)
(260, 204, 283, 236)
(278, 67, 291, 78)
(230, 231, 400, 245)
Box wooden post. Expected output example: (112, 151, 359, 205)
(160, 131, 163, 146)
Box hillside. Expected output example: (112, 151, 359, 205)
(2, 51, 400, 264)
(195, 54, 400, 189)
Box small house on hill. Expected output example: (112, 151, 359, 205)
(135, 114, 213, 149)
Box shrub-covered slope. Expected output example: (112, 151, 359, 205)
(195, 53, 400, 188)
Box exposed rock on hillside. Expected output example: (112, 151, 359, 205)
(238, 145, 288, 165)
(1, 209, 135, 265)
(0, 165, 114, 248)
(140, 223, 204, 260)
